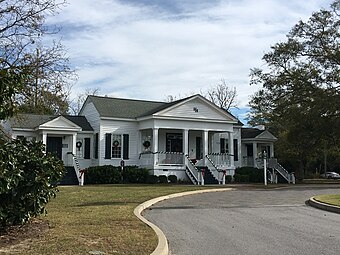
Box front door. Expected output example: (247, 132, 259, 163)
(196, 137, 202, 159)
(47, 137, 63, 160)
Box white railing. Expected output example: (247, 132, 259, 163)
(205, 155, 221, 183)
(184, 155, 200, 185)
(67, 152, 84, 186)
(208, 153, 231, 167)
(268, 158, 295, 184)
(157, 151, 184, 165)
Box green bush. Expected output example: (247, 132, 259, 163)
(225, 175, 232, 183)
(158, 175, 168, 184)
(85, 165, 121, 184)
(147, 175, 159, 184)
(0, 139, 64, 227)
(122, 166, 150, 183)
(168, 175, 178, 184)
(235, 167, 264, 183)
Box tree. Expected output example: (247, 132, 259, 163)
(0, 0, 75, 115)
(248, 1, 340, 178)
(205, 79, 237, 110)
(69, 88, 101, 115)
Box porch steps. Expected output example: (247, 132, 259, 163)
(60, 166, 79, 185)
(201, 167, 219, 185)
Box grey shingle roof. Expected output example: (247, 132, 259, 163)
(241, 128, 264, 139)
(10, 114, 93, 131)
(87, 95, 171, 118)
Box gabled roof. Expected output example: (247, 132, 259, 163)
(10, 114, 93, 131)
(241, 128, 277, 141)
(84, 94, 238, 121)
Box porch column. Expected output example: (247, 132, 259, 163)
(203, 130, 208, 164)
(228, 132, 234, 167)
(252, 142, 257, 167)
(72, 134, 77, 155)
(137, 130, 141, 154)
(153, 128, 159, 166)
(183, 129, 189, 156)
(270, 143, 274, 158)
(42, 131, 47, 153)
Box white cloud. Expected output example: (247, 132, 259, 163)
(47, 0, 334, 106)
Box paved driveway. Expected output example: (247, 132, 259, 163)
(144, 185, 340, 255)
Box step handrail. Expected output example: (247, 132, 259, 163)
(184, 155, 199, 185)
(205, 155, 221, 182)
(67, 152, 84, 185)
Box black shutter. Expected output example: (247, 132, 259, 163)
(94, 133, 99, 159)
(233, 139, 238, 161)
(220, 138, 225, 153)
(105, 133, 112, 159)
(123, 134, 129, 160)
(84, 138, 91, 159)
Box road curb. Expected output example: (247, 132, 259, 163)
(133, 188, 233, 255)
(308, 197, 340, 214)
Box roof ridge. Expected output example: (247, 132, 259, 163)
(88, 95, 167, 104)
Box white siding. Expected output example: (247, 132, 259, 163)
(158, 98, 233, 121)
(80, 102, 100, 132)
(99, 120, 139, 166)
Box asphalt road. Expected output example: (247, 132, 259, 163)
(144, 185, 340, 255)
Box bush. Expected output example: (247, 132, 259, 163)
(85, 165, 121, 184)
(0, 139, 65, 227)
(168, 175, 178, 184)
(147, 175, 159, 184)
(235, 167, 264, 183)
(225, 175, 232, 183)
(122, 166, 149, 183)
(158, 175, 168, 184)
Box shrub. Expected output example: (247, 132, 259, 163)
(158, 175, 168, 184)
(0, 139, 65, 227)
(122, 166, 149, 183)
(235, 167, 264, 183)
(85, 165, 121, 184)
(147, 175, 159, 184)
(225, 175, 232, 183)
(168, 175, 178, 184)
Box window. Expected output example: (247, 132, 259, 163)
(166, 133, 183, 152)
(220, 138, 228, 154)
(112, 134, 122, 158)
(105, 133, 129, 159)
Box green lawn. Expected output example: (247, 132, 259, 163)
(10, 185, 219, 255)
(314, 194, 340, 207)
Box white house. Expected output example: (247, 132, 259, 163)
(3, 94, 294, 185)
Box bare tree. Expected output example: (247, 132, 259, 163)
(69, 88, 101, 115)
(205, 79, 237, 110)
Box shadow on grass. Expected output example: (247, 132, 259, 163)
(76, 201, 140, 207)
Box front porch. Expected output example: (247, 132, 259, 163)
(138, 128, 236, 184)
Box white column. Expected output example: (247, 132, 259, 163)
(137, 130, 141, 154)
(270, 143, 274, 158)
(203, 130, 208, 161)
(228, 132, 234, 167)
(253, 142, 257, 167)
(153, 128, 159, 166)
(42, 131, 47, 153)
(72, 134, 77, 155)
(183, 129, 189, 156)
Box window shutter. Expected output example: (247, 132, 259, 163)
(233, 139, 238, 161)
(94, 133, 99, 159)
(84, 138, 91, 159)
(123, 134, 129, 159)
(105, 133, 112, 159)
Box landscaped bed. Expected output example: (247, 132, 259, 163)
(0, 185, 217, 255)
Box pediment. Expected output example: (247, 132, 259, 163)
(155, 95, 237, 122)
(38, 116, 82, 131)
(256, 131, 277, 141)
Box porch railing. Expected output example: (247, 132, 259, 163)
(208, 153, 231, 167)
(184, 155, 200, 185)
(139, 151, 184, 167)
(67, 152, 84, 186)
(268, 158, 295, 184)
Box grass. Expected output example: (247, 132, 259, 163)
(314, 194, 340, 207)
(6, 184, 219, 255)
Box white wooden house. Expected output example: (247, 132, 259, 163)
(3, 94, 294, 185)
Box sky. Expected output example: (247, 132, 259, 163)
(47, 0, 333, 122)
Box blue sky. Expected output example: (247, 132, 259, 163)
(47, 0, 333, 123)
